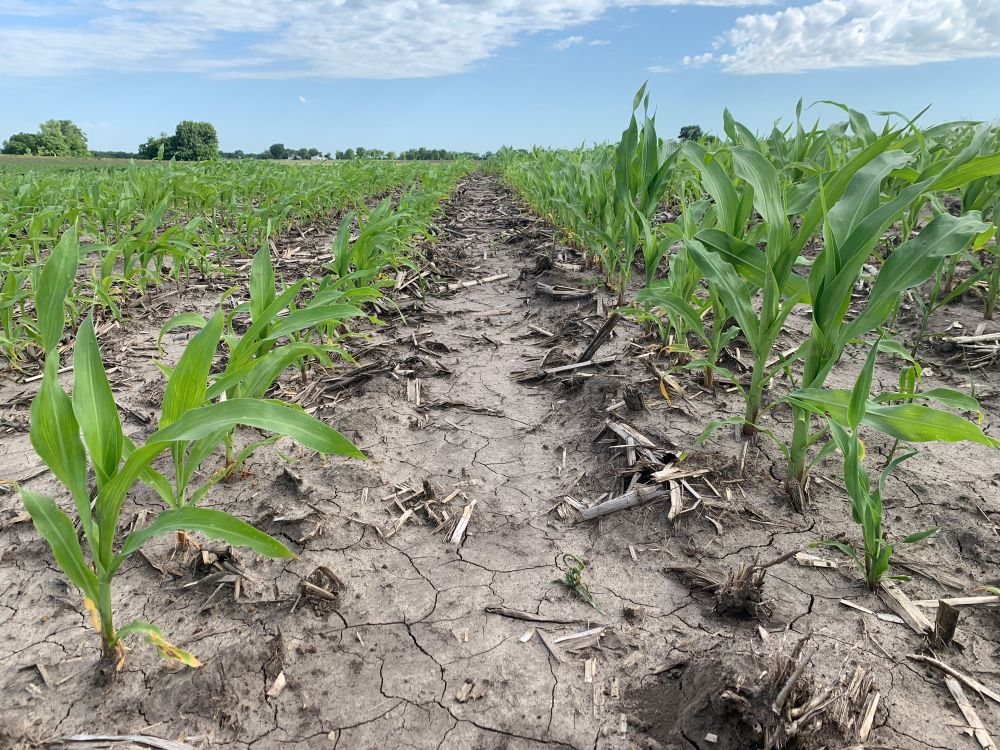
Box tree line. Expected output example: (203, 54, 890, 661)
(2, 118, 548, 162)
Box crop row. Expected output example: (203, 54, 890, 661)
(491, 87, 1000, 590)
(12, 157, 471, 665)
(0, 159, 458, 365)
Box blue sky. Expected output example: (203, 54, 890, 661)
(2, 0, 999, 154)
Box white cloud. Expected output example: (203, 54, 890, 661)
(707, 0, 1000, 74)
(0, 0, 773, 79)
(589, 38, 611, 45)
(647, 65, 673, 73)
(298, 95, 308, 103)
(553, 35, 586, 50)
(681, 52, 713, 67)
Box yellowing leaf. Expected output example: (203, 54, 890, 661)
(659, 378, 671, 403)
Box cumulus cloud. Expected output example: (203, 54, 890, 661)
(681, 52, 713, 67)
(0, 0, 770, 79)
(553, 35, 586, 50)
(707, 0, 1000, 74)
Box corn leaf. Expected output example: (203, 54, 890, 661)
(120, 506, 293, 559)
(160, 309, 223, 428)
(789, 388, 1000, 447)
(73, 315, 123, 488)
(22, 490, 100, 600)
(35, 227, 79, 352)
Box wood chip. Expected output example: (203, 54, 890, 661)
(858, 690, 880, 742)
(880, 579, 933, 635)
(913, 595, 1000, 608)
(795, 552, 838, 569)
(908, 654, 1000, 706)
(579, 484, 669, 521)
(449, 498, 476, 545)
(946, 676, 998, 750)
(266, 671, 286, 699)
(934, 601, 961, 647)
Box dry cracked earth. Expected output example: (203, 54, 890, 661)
(0, 174, 998, 750)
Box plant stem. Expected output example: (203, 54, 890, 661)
(96, 578, 116, 657)
(788, 405, 811, 489)
(742, 358, 765, 436)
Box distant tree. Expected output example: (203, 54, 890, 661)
(268, 143, 287, 159)
(2, 132, 42, 155)
(3, 120, 89, 156)
(137, 122, 218, 161)
(171, 121, 219, 160)
(137, 133, 170, 160)
(36, 119, 89, 156)
(343, 148, 355, 160)
(678, 125, 704, 141)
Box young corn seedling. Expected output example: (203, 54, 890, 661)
(159, 243, 368, 481)
(810, 340, 938, 591)
(554, 554, 601, 613)
(23, 228, 362, 665)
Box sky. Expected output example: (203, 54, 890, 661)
(2, 0, 1000, 154)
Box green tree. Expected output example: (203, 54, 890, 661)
(171, 121, 219, 161)
(678, 124, 704, 141)
(1, 132, 42, 155)
(137, 134, 170, 160)
(2, 120, 88, 156)
(268, 143, 287, 159)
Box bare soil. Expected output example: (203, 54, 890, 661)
(1, 174, 998, 750)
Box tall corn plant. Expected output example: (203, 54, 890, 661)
(683, 115, 1000, 502)
(557, 85, 679, 304)
(23, 228, 361, 665)
(786, 127, 1000, 499)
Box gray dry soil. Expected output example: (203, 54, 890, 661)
(1, 174, 998, 750)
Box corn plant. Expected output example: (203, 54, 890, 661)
(809, 340, 938, 590)
(23, 228, 362, 665)
(159, 243, 367, 481)
(785, 131, 1000, 498)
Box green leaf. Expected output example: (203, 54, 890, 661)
(36, 227, 79, 352)
(811, 538, 862, 568)
(918, 387, 982, 413)
(22, 490, 99, 600)
(160, 309, 223, 429)
(843, 212, 989, 342)
(156, 312, 208, 351)
(685, 240, 760, 352)
(120, 507, 294, 559)
(30, 356, 92, 534)
(902, 528, 939, 544)
(249, 245, 277, 326)
(848, 336, 881, 430)
(149, 398, 364, 458)
(265, 304, 364, 340)
(73, 315, 122, 488)
(789, 388, 1000, 448)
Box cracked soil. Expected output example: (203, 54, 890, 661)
(0, 174, 998, 750)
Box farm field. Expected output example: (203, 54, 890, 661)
(1, 96, 999, 750)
